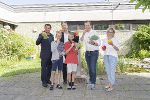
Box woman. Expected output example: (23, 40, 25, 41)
(102, 28, 120, 92)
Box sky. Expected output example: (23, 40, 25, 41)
(0, 0, 106, 5)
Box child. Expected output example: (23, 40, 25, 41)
(102, 28, 120, 92)
(50, 31, 64, 90)
(64, 32, 79, 90)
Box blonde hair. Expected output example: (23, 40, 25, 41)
(55, 31, 62, 38)
(107, 28, 115, 34)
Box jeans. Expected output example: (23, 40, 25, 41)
(85, 51, 99, 84)
(104, 55, 118, 86)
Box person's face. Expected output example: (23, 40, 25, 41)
(62, 23, 68, 30)
(56, 33, 62, 40)
(84, 22, 91, 31)
(45, 25, 51, 33)
(107, 30, 114, 38)
(68, 34, 74, 40)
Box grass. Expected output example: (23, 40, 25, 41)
(0, 58, 41, 77)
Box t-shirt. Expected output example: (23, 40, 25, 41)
(102, 37, 120, 58)
(64, 33, 69, 43)
(64, 41, 78, 64)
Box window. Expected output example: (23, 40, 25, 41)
(115, 24, 130, 30)
(94, 24, 108, 30)
(132, 24, 143, 30)
(68, 25, 77, 31)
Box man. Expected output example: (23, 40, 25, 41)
(60, 22, 69, 84)
(36, 24, 54, 87)
(80, 21, 101, 89)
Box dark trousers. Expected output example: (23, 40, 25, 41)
(41, 58, 52, 84)
(63, 63, 67, 82)
(85, 51, 99, 84)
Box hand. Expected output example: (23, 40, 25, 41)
(83, 29, 87, 35)
(75, 47, 78, 51)
(89, 40, 94, 45)
(108, 41, 113, 46)
(71, 43, 75, 48)
(59, 52, 63, 56)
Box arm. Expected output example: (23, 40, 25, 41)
(36, 34, 43, 45)
(108, 39, 120, 51)
(65, 43, 74, 54)
(80, 30, 86, 42)
(51, 41, 57, 52)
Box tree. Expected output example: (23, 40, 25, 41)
(129, 0, 150, 12)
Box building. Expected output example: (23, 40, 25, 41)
(0, 0, 150, 55)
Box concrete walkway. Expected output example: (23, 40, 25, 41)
(0, 72, 150, 100)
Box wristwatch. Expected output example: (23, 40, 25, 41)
(93, 42, 95, 45)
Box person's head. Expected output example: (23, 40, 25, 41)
(107, 28, 115, 39)
(44, 24, 52, 33)
(68, 32, 74, 41)
(61, 22, 68, 31)
(84, 21, 91, 32)
(56, 31, 62, 40)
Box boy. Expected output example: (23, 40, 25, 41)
(64, 32, 78, 90)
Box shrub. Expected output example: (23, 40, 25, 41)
(0, 28, 37, 60)
(127, 24, 150, 59)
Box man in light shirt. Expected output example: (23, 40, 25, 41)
(80, 21, 101, 89)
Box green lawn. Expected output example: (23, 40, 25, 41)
(0, 58, 41, 77)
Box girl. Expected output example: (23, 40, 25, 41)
(102, 28, 120, 92)
(50, 31, 64, 90)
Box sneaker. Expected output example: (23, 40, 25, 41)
(86, 80, 91, 84)
(50, 85, 54, 90)
(56, 84, 63, 89)
(105, 85, 110, 89)
(91, 84, 95, 90)
(67, 85, 71, 90)
(72, 85, 76, 90)
(106, 87, 114, 92)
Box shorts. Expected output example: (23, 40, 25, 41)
(52, 56, 63, 71)
(67, 63, 77, 73)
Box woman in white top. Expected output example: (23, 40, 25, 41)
(102, 28, 120, 92)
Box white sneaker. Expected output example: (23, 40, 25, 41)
(106, 88, 114, 92)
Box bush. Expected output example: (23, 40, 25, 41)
(0, 28, 37, 60)
(127, 24, 150, 59)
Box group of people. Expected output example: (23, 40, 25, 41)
(36, 21, 120, 92)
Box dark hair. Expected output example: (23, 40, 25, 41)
(61, 22, 67, 26)
(69, 31, 74, 36)
(84, 21, 91, 25)
(45, 24, 52, 28)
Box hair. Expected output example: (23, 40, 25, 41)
(69, 31, 74, 36)
(84, 21, 91, 25)
(61, 21, 68, 26)
(56, 31, 62, 37)
(44, 24, 52, 28)
(107, 28, 115, 34)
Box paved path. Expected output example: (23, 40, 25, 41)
(0, 72, 150, 100)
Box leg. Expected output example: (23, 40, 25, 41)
(104, 55, 111, 86)
(90, 51, 99, 84)
(85, 52, 92, 82)
(47, 59, 52, 83)
(41, 59, 47, 85)
(57, 70, 61, 85)
(109, 56, 118, 86)
(63, 64, 67, 83)
(51, 71, 56, 85)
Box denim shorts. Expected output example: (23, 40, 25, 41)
(52, 56, 63, 71)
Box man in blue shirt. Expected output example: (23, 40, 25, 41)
(36, 24, 54, 87)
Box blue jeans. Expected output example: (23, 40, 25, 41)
(104, 55, 118, 86)
(85, 51, 99, 84)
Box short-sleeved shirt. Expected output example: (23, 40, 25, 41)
(64, 41, 78, 64)
(102, 37, 120, 58)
